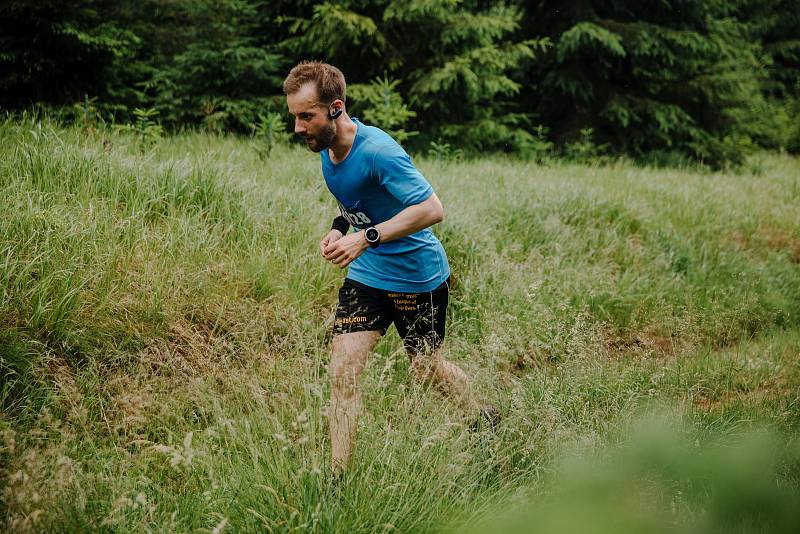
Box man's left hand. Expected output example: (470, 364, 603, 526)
(323, 230, 369, 268)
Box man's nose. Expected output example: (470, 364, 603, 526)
(294, 120, 306, 135)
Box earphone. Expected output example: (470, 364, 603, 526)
(328, 105, 343, 120)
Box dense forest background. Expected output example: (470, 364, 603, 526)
(2, 0, 799, 167)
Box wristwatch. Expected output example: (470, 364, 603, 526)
(365, 226, 381, 248)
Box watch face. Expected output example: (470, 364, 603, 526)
(366, 227, 379, 242)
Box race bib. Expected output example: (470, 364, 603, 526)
(338, 200, 373, 229)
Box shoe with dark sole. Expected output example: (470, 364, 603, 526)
(470, 405, 501, 433)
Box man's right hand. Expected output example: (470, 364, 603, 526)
(320, 229, 344, 257)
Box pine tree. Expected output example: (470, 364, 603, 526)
(146, 0, 286, 132)
(0, 0, 137, 109)
(735, 0, 800, 152)
(280, 0, 549, 153)
(519, 0, 767, 166)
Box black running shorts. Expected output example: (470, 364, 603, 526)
(333, 277, 450, 355)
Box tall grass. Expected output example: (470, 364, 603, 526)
(1, 116, 799, 532)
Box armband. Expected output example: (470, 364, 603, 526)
(331, 215, 350, 235)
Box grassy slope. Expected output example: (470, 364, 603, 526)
(1, 118, 799, 532)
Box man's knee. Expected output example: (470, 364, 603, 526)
(410, 353, 439, 383)
(329, 346, 365, 398)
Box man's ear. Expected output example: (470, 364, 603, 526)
(328, 99, 344, 120)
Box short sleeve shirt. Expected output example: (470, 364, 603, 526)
(321, 118, 450, 292)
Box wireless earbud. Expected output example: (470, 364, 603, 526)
(329, 106, 343, 120)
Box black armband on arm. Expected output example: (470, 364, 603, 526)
(331, 215, 350, 235)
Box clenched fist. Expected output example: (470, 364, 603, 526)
(322, 230, 369, 268)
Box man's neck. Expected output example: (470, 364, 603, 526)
(328, 115, 357, 164)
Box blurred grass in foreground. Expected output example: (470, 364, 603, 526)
(466, 416, 800, 534)
(0, 116, 799, 532)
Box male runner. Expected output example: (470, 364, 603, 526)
(283, 61, 499, 472)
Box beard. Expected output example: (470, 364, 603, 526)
(306, 121, 336, 152)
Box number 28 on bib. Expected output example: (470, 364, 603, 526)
(338, 201, 373, 229)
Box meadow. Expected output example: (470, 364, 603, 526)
(1, 116, 799, 532)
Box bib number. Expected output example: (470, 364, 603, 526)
(338, 201, 373, 228)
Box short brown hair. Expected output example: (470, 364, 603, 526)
(283, 61, 346, 104)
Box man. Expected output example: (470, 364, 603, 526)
(283, 61, 499, 472)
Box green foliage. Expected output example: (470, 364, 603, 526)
(399, 5, 550, 153)
(280, 1, 386, 61)
(735, 0, 800, 153)
(520, 0, 778, 167)
(348, 75, 417, 143)
(564, 128, 609, 162)
(556, 22, 626, 64)
(116, 107, 164, 152)
(738, 0, 800, 99)
(72, 95, 104, 133)
(1, 0, 799, 164)
(525, 125, 555, 162)
(0, 0, 139, 108)
(427, 140, 464, 161)
(786, 95, 800, 152)
(145, 0, 285, 132)
(251, 112, 291, 159)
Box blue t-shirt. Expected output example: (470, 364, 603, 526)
(321, 118, 450, 292)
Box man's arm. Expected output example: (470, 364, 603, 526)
(375, 192, 443, 243)
(323, 193, 444, 268)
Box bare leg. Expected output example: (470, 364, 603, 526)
(329, 330, 381, 473)
(410, 347, 480, 412)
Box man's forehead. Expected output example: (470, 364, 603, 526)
(287, 83, 323, 111)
